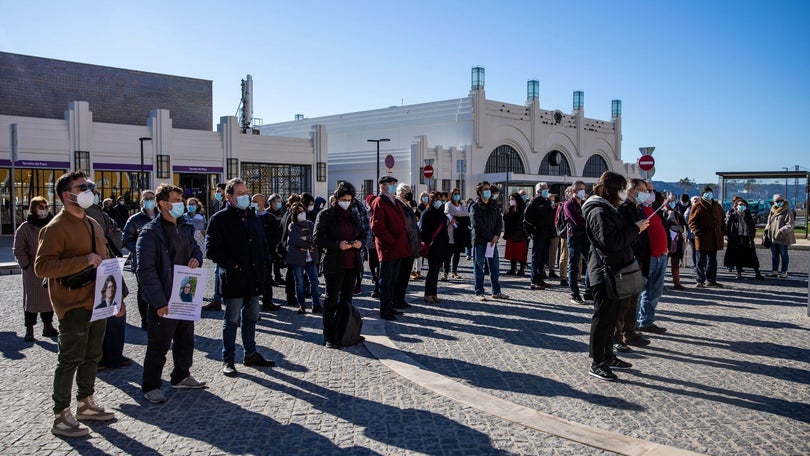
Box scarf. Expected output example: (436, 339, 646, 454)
(770, 202, 787, 216)
(27, 212, 53, 228)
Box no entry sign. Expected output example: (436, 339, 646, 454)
(638, 155, 655, 171)
(423, 165, 434, 179)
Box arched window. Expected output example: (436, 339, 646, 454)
(538, 150, 571, 176)
(485, 145, 525, 174)
(583, 154, 609, 178)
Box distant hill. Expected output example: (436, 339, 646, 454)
(652, 180, 806, 207)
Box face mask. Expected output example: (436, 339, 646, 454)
(296, 212, 307, 222)
(775, 201, 784, 208)
(737, 204, 746, 212)
(618, 190, 628, 202)
(75, 190, 95, 209)
(236, 194, 251, 210)
(250, 203, 259, 211)
(93, 194, 100, 205)
(338, 201, 351, 210)
(703, 192, 713, 201)
(36, 209, 49, 218)
(275, 202, 283, 210)
(482, 190, 491, 200)
(143, 199, 156, 211)
(215, 192, 223, 202)
(118, 201, 125, 206)
(432, 201, 443, 209)
(550, 201, 556, 208)
(521, 194, 528, 201)
(636, 192, 648, 204)
(421, 196, 429, 204)
(509, 199, 516, 207)
(188, 204, 198, 213)
(453, 194, 461, 202)
(576, 190, 586, 200)
(491, 193, 499, 200)
(648, 192, 657, 202)
(404, 192, 413, 201)
(541, 189, 549, 198)
(307, 204, 315, 212)
(668, 201, 676, 209)
(167, 202, 185, 219)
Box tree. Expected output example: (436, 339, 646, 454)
(743, 179, 757, 197)
(679, 177, 694, 193)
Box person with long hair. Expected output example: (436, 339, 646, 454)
(314, 182, 365, 347)
(503, 192, 528, 276)
(764, 194, 796, 278)
(582, 171, 649, 381)
(13, 196, 58, 342)
(723, 196, 763, 280)
(420, 192, 450, 303)
(444, 187, 471, 279)
(286, 202, 321, 314)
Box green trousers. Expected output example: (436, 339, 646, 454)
(52, 308, 106, 414)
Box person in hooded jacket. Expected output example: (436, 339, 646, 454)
(583, 171, 649, 381)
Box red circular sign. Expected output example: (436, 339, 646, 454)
(638, 155, 655, 171)
(423, 165, 434, 179)
(384, 154, 395, 169)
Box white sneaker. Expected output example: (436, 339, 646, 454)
(52, 408, 90, 437)
(76, 395, 114, 421)
(779, 271, 789, 278)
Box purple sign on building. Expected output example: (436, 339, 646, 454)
(0, 159, 71, 169)
(93, 162, 153, 171)
(173, 165, 224, 173)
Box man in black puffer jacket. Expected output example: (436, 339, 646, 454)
(523, 182, 555, 289)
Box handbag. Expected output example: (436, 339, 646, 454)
(419, 221, 445, 257)
(761, 230, 772, 248)
(603, 260, 645, 300)
(42, 220, 99, 290)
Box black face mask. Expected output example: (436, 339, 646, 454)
(404, 192, 414, 202)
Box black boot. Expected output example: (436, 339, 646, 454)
(517, 262, 527, 276)
(42, 321, 59, 337)
(24, 326, 35, 342)
(505, 260, 516, 275)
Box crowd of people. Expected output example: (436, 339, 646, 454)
(11, 169, 799, 437)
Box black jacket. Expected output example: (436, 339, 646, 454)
(583, 196, 641, 288)
(123, 209, 158, 270)
(135, 216, 203, 310)
(503, 204, 527, 242)
(205, 205, 272, 298)
(523, 195, 554, 240)
(469, 197, 503, 246)
(420, 207, 450, 260)
(617, 199, 650, 277)
(314, 205, 363, 275)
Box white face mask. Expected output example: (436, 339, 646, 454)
(36, 209, 49, 218)
(75, 190, 95, 209)
(337, 201, 351, 210)
(297, 212, 307, 222)
(509, 199, 516, 207)
(618, 190, 628, 202)
(576, 189, 586, 200)
(307, 204, 315, 212)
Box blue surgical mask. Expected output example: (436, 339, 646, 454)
(187, 204, 197, 213)
(453, 194, 461, 202)
(636, 192, 648, 204)
(491, 193, 499, 200)
(703, 192, 713, 201)
(541, 189, 549, 198)
(775, 201, 784, 208)
(143, 199, 156, 211)
(93, 194, 100, 205)
(737, 204, 746, 212)
(668, 201, 676, 209)
(215, 192, 223, 202)
(168, 202, 185, 219)
(421, 196, 429, 204)
(522, 194, 528, 201)
(433, 201, 443, 209)
(250, 203, 259, 211)
(482, 190, 491, 200)
(236, 194, 251, 210)
(275, 202, 282, 210)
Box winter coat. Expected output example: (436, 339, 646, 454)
(583, 196, 641, 288)
(286, 220, 318, 266)
(688, 199, 726, 251)
(503, 205, 527, 242)
(206, 204, 272, 298)
(664, 209, 686, 259)
(766, 204, 796, 246)
(314, 205, 363, 274)
(523, 195, 554, 240)
(370, 194, 412, 261)
(723, 209, 759, 269)
(445, 201, 471, 247)
(135, 216, 203, 310)
(563, 198, 587, 239)
(122, 209, 157, 270)
(420, 207, 450, 260)
(469, 197, 503, 246)
(617, 199, 650, 277)
(398, 199, 421, 258)
(13, 217, 54, 314)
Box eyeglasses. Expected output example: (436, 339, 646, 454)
(70, 183, 95, 192)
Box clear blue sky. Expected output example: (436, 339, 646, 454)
(2, 0, 808, 183)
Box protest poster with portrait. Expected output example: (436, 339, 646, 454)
(164, 265, 207, 321)
(90, 258, 123, 322)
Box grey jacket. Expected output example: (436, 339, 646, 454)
(286, 220, 318, 266)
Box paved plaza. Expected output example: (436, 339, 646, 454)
(0, 242, 808, 455)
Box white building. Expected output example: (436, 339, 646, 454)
(260, 67, 641, 200)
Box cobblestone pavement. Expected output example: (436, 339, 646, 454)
(0, 246, 807, 455)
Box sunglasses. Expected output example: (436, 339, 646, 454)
(71, 183, 95, 192)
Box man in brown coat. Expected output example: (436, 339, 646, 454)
(688, 185, 726, 287)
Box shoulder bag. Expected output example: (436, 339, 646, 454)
(419, 220, 444, 257)
(587, 228, 644, 300)
(42, 220, 98, 290)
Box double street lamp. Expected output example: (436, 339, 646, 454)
(367, 138, 390, 192)
(139, 137, 152, 196)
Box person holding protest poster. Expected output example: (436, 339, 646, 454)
(136, 184, 206, 404)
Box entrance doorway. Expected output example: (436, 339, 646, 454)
(174, 173, 220, 217)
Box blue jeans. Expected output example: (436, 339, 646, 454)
(638, 254, 667, 328)
(378, 259, 401, 316)
(473, 243, 501, 296)
(213, 264, 222, 301)
(292, 262, 321, 308)
(222, 296, 260, 361)
(530, 237, 550, 284)
(770, 244, 789, 273)
(567, 235, 591, 298)
(695, 250, 718, 283)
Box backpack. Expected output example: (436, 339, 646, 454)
(554, 204, 568, 237)
(338, 304, 364, 347)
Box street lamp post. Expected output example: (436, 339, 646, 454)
(367, 138, 390, 193)
(139, 137, 152, 197)
(782, 167, 789, 197)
